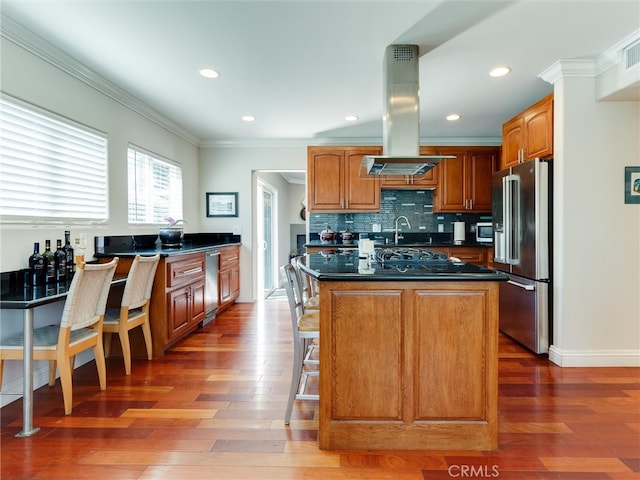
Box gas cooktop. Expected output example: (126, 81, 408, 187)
(374, 247, 449, 265)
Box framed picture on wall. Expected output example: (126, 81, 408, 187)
(206, 192, 238, 217)
(624, 167, 640, 204)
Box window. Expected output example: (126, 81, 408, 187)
(127, 145, 183, 224)
(0, 94, 108, 224)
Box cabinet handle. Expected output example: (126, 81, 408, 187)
(182, 267, 202, 275)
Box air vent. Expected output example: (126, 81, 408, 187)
(624, 40, 640, 70)
(393, 45, 415, 62)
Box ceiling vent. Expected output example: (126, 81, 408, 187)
(624, 39, 640, 70)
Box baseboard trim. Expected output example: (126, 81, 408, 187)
(549, 345, 640, 367)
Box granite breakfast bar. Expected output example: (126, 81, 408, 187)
(298, 250, 508, 451)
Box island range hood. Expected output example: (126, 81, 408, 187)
(363, 45, 454, 176)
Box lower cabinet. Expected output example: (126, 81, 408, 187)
(429, 246, 489, 267)
(218, 245, 240, 312)
(167, 278, 205, 339)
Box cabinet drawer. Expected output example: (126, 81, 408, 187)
(449, 247, 486, 265)
(219, 246, 240, 269)
(166, 253, 205, 288)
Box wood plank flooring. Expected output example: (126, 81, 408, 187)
(1, 297, 639, 479)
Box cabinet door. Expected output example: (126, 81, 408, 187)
(344, 148, 380, 210)
(190, 279, 206, 325)
(501, 117, 522, 170)
(168, 286, 190, 338)
(434, 148, 466, 212)
(523, 95, 553, 160)
(466, 150, 495, 212)
(230, 267, 240, 300)
(308, 149, 344, 211)
(219, 268, 234, 305)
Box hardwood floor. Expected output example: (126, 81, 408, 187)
(1, 298, 639, 479)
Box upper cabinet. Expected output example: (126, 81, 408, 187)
(501, 93, 553, 170)
(380, 146, 439, 189)
(434, 146, 498, 213)
(308, 146, 381, 212)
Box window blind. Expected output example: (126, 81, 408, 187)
(127, 146, 183, 224)
(0, 94, 108, 224)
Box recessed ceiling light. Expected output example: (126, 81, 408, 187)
(345, 115, 359, 122)
(242, 115, 255, 122)
(446, 114, 461, 121)
(489, 66, 511, 78)
(199, 68, 219, 79)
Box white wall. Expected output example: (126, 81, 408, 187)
(0, 37, 200, 406)
(549, 65, 640, 366)
(199, 146, 307, 301)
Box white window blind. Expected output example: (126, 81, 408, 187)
(0, 94, 108, 224)
(127, 146, 183, 224)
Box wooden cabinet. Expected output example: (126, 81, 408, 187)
(433, 146, 497, 213)
(501, 93, 553, 170)
(162, 252, 206, 349)
(218, 245, 240, 312)
(380, 147, 439, 189)
(167, 278, 205, 338)
(318, 279, 499, 451)
(428, 246, 489, 267)
(307, 146, 381, 212)
(103, 248, 237, 358)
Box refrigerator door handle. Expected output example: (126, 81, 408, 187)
(507, 279, 535, 291)
(502, 175, 511, 264)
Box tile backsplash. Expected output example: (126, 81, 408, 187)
(309, 189, 491, 241)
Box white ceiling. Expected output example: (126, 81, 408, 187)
(1, 0, 639, 151)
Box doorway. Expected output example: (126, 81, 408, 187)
(257, 179, 277, 298)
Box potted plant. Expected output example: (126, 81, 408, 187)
(159, 217, 186, 247)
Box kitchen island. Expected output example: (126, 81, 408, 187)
(298, 250, 507, 451)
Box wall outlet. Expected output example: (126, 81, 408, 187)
(233, 225, 241, 235)
(372, 224, 381, 232)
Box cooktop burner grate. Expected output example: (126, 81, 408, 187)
(374, 247, 449, 265)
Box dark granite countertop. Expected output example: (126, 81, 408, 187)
(305, 240, 493, 249)
(94, 233, 241, 258)
(298, 251, 507, 281)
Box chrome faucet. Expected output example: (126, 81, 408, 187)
(394, 215, 411, 244)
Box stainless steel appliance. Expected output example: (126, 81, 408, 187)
(492, 158, 552, 354)
(475, 222, 493, 243)
(203, 249, 220, 325)
(362, 45, 455, 176)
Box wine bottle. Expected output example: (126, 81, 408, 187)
(43, 239, 55, 284)
(54, 239, 67, 282)
(63, 230, 74, 276)
(74, 237, 85, 268)
(28, 242, 45, 286)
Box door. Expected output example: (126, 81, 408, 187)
(499, 273, 549, 354)
(511, 159, 549, 280)
(257, 179, 277, 298)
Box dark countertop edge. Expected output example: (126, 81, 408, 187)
(305, 241, 493, 249)
(94, 242, 242, 258)
(297, 259, 508, 282)
(305, 272, 508, 281)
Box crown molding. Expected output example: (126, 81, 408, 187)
(201, 136, 502, 149)
(539, 59, 597, 85)
(0, 14, 201, 147)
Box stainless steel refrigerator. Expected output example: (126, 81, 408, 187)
(492, 158, 552, 354)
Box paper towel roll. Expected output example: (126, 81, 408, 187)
(358, 239, 375, 255)
(453, 222, 466, 243)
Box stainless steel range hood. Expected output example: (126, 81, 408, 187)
(363, 45, 454, 176)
